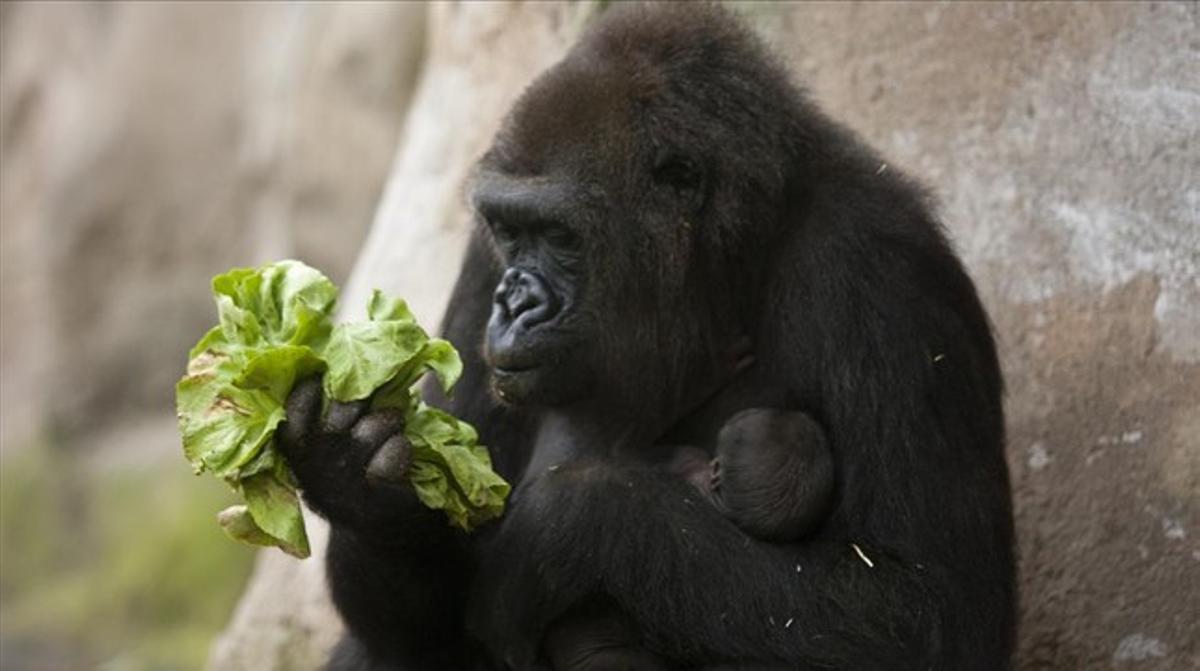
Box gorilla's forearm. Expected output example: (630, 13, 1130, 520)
(277, 379, 481, 667)
(471, 463, 943, 670)
(326, 523, 473, 669)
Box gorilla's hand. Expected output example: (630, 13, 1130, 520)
(277, 376, 422, 532)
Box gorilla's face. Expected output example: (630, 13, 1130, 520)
(471, 25, 786, 413)
(474, 169, 703, 410)
(473, 85, 712, 410)
(473, 169, 597, 407)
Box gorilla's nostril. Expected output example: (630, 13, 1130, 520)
(495, 268, 559, 328)
(508, 278, 536, 316)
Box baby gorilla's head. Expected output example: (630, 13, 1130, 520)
(683, 409, 834, 542)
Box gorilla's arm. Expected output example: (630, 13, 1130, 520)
(279, 382, 475, 670)
(286, 231, 537, 670)
(279, 235, 518, 669)
(471, 462, 943, 670)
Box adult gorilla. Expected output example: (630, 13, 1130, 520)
(279, 4, 1014, 670)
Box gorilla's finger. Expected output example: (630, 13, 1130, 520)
(326, 398, 369, 433)
(281, 376, 323, 446)
(350, 409, 406, 448)
(366, 434, 413, 486)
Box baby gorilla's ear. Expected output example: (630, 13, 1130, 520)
(714, 409, 835, 541)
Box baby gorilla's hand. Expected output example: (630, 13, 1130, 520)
(276, 376, 420, 532)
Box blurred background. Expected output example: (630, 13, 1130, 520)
(1, 2, 425, 667)
(1, 2, 1196, 670)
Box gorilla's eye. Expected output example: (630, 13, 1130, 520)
(543, 224, 580, 250)
(653, 155, 703, 194)
(489, 218, 518, 244)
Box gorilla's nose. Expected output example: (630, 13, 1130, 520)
(493, 268, 559, 330)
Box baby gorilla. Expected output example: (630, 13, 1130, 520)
(542, 409, 834, 671)
(669, 408, 834, 543)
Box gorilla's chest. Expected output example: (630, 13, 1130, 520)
(658, 366, 793, 457)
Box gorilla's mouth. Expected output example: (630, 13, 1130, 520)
(493, 362, 539, 376)
(487, 345, 543, 375)
(488, 348, 544, 391)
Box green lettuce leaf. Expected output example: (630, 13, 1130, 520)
(403, 403, 508, 530)
(217, 502, 308, 558)
(177, 261, 508, 557)
(322, 320, 430, 403)
(211, 260, 337, 348)
(241, 470, 309, 558)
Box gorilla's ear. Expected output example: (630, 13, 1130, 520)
(652, 152, 707, 213)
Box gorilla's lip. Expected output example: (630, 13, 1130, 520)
(487, 346, 543, 375)
(493, 362, 540, 375)
(490, 360, 543, 405)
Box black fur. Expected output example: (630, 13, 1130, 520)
(279, 5, 1014, 670)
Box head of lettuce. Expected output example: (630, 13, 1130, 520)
(176, 260, 510, 558)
